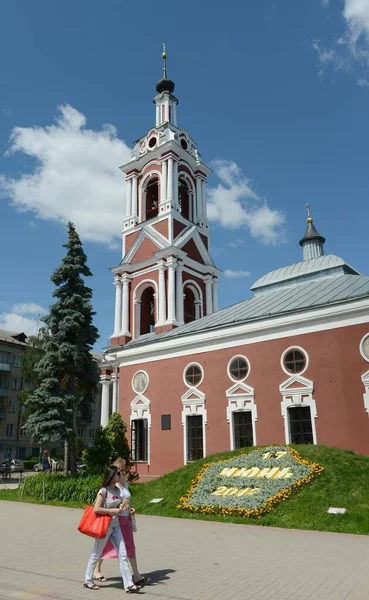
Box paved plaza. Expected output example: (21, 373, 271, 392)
(1, 500, 369, 600)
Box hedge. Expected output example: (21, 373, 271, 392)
(21, 473, 100, 504)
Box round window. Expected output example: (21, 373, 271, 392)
(148, 136, 157, 149)
(184, 364, 203, 387)
(229, 356, 249, 381)
(360, 334, 369, 362)
(180, 138, 188, 150)
(283, 349, 307, 374)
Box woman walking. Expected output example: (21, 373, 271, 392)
(93, 458, 147, 586)
(84, 465, 141, 593)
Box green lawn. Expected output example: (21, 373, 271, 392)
(1, 445, 369, 535)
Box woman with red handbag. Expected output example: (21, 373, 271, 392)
(84, 465, 141, 593)
(93, 458, 148, 587)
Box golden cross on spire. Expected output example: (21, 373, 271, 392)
(162, 43, 167, 79)
(305, 203, 313, 223)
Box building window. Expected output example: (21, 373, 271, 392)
(360, 334, 369, 362)
(6, 424, 14, 436)
(8, 400, 17, 413)
(32, 447, 39, 457)
(0, 375, 9, 390)
(12, 355, 21, 367)
(140, 286, 155, 335)
(89, 429, 95, 439)
(288, 406, 313, 444)
(77, 428, 84, 438)
(183, 287, 196, 323)
(5, 447, 12, 458)
(282, 347, 308, 375)
(178, 178, 190, 220)
(187, 415, 203, 462)
(233, 411, 253, 448)
(184, 363, 203, 387)
(228, 356, 250, 382)
(131, 419, 148, 462)
(18, 447, 26, 459)
(145, 178, 159, 220)
(91, 409, 96, 420)
(10, 378, 20, 391)
(0, 351, 10, 364)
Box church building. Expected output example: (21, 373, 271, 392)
(101, 51, 369, 479)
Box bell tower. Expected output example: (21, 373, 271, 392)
(110, 47, 219, 346)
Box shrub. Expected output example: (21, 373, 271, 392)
(21, 472, 100, 504)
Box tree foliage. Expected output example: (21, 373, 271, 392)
(23, 222, 99, 472)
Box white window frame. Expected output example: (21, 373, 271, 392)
(133, 279, 158, 339)
(281, 346, 309, 376)
(279, 374, 317, 444)
(361, 370, 369, 414)
(226, 381, 257, 450)
(181, 387, 206, 464)
(227, 354, 251, 383)
(183, 362, 204, 388)
(130, 394, 151, 464)
(359, 333, 369, 362)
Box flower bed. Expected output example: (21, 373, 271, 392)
(177, 445, 323, 518)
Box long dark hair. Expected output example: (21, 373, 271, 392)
(101, 465, 119, 489)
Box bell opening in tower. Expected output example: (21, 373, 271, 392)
(140, 287, 156, 335)
(178, 178, 190, 220)
(184, 287, 196, 323)
(145, 178, 159, 221)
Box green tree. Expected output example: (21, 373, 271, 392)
(105, 412, 131, 463)
(24, 222, 99, 474)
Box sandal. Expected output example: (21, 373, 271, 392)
(93, 576, 107, 582)
(126, 585, 141, 594)
(134, 577, 149, 585)
(83, 583, 100, 590)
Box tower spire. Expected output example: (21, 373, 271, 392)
(162, 43, 168, 79)
(156, 44, 175, 95)
(154, 45, 178, 126)
(299, 204, 326, 260)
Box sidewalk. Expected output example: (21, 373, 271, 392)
(1, 500, 369, 600)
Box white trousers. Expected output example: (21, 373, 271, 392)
(85, 521, 133, 588)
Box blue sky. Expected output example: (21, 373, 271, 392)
(1, 1, 369, 351)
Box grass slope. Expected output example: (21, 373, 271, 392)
(1, 445, 369, 535)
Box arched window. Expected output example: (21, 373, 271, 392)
(145, 178, 159, 221)
(140, 287, 155, 335)
(184, 287, 196, 323)
(178, 178, 190, 220)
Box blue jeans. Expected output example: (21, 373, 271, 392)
(85, 520, 133, 588)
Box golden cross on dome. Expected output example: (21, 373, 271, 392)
(162, 43, 168, 79)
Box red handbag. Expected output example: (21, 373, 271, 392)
(78, 505, 111, 539)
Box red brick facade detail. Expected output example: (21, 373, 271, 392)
(131, 237, 160, 263)
(173, 219, 187, 239)
(199, 233, 209, 250)
(151, 220, 168, 239)
(181, 239, 205, 264)
(124, 231, 140, 255)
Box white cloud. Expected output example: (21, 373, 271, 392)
(228, 238, 245, 248)
(0, 104, 131, 246)
(223, 269, 251, 279)
(1, 108, 13, 116)
(314, 0, 369, 80)
(11, 303, 47, 316)
(357, 76, 369, 85)
(207, 160, 285, 245)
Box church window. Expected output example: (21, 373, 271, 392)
(282, 348, 307, 375)
(140, 287, 155, 335)
(228, 356, 250, 382)
(145, 178, 159, 220)
(180, 137, 188, 150)
(184, 287, 196, 323)
(178, 178, 190, 220)
(288, 406, 313, 444)
(148, 136, 157, 149)
(360, 334, 369, 362)
(184, 363, 203, 387)
(187, 415, 203, 461)
(131, 419, 148, 461)
(233, 411, 253, 448)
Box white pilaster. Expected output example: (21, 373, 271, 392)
(212, 277, 218, 312)
(100, 375, 111, 427)
(167, 157, 173, 202)
(112, 372, 119, 413)
(131, 175, 138, 218)
(161, 160, 167, 203)
(164, 100, 169, 123)
(156, 104, 160, 127)
(173, 161, 179, 210)
(158, 260, 167, 325)
(121, 273, 131, 335)
(196, 177, 203, 220)
(202, 179, 207, 220)
(205, 275, 213, 316)
(113, 276, 122, 335)
(176, 262, 184, 324)
(167, 257, 177, 323)
(125, 179, 132, 218)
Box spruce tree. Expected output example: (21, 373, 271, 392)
(24, 222, 99, 473)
